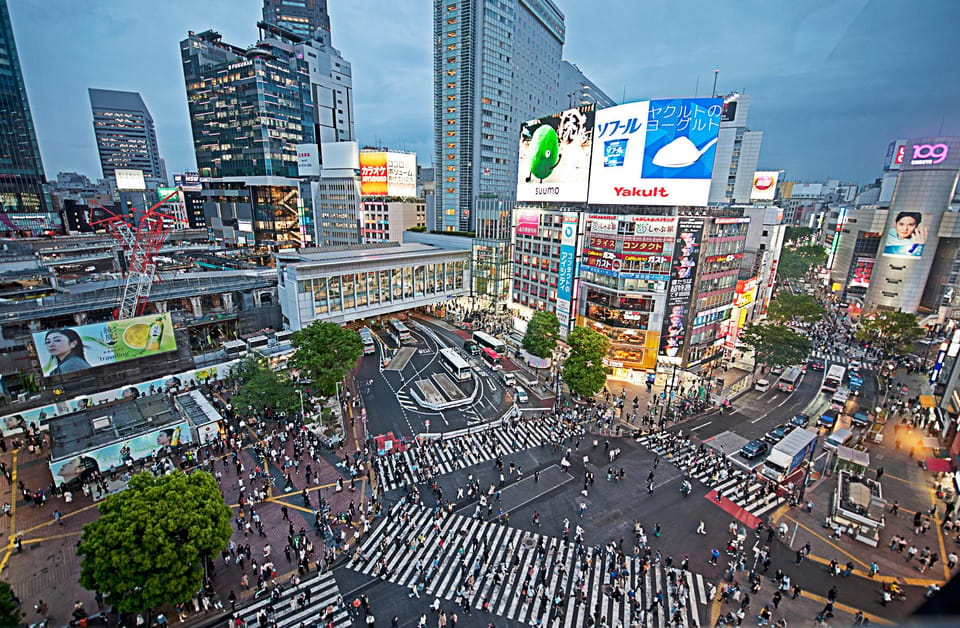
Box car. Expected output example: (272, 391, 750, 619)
(501, 372, 516, 387)
(740, 439, 769, 460)
(790, 413, 810, 428)
(514, 386, 529, 404)
(754, 378, 772, 392)
(764, 424, 792, 444)
(770, 365, 785, 376)
(808, 359, 825, 371)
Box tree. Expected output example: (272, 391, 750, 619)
(78, 471, 232, 616)
(766, 293, 825, 323)
(231, 357, 300, 417)
(290, 322, 364, 396)
(784, 226, 814, 244)
(741, 323, 812, 369)
(0, 581, 23, 626)
(776, 248, 810, 279)
(522, 311, 560, 359)
(562, 326, 610, 398)
(793, 244, 828, 266)
(855, 310, 924, 354)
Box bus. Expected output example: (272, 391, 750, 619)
(480, 347, 502, 370)
(358, 327, 376, 355)
(438, 347, 472, 381)
(388, 318, 411, 342)
(822, 364, 846, 394)
(472, 331, 506, 355)
(777, 366, 804, 393)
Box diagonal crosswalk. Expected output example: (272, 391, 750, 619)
(232, 571, 349, 628)
(350, 501, 712, 628)
(636, 432, 786, 520)
(372, 418, 581, 493)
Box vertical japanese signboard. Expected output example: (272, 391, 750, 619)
(556, 212, 579, 334)
(659, 217, 704, 360)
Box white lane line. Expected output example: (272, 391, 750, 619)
(690, 421, 712, 432)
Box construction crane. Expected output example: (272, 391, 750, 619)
(90, 190, 182, 320)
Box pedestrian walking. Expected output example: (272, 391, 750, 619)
(696, 520, 706, 535)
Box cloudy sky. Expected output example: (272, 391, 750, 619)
(10, 0, 960, 185)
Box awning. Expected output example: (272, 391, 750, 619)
(926, 458, 955, 473)
(920, 395, 936, 409)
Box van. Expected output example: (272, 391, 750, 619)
(824, 428, 854, 451)
(514, 386, 529, 404)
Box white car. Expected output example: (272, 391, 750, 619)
(754, 378, 771, 392)
(514, 386, 529, 404)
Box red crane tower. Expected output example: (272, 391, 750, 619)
(90, 190, 182, 320)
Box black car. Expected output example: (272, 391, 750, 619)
(764, 424, 792, 444)
(808, 359, 825, 371)
(790, 413, 810, 428)
(740, 439, 769, 460)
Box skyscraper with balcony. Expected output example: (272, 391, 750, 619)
(558, 60, 616, 111)
(88, 89, 166, 186)
(0, 0, 55, 235)
(263, 0, 331, 45)
(433, 0, 564, 233)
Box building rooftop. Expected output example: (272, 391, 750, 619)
(277, 243, 466, 267)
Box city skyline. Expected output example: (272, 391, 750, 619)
(9, 0, 960, 185)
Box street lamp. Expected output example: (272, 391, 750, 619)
(298, 389, 305, 419)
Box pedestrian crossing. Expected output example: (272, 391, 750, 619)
(635, 433, 786, 520)
(808, 346, 867, 364)
(232, 571, 349, 628)
(372, 418, 580, 493)
(350, 501, 712, 628)
(397, 390, 417, 411)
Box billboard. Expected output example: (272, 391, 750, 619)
(115, 169, 146, 191)
(297, 143, 321, 177)
(882, 140, 907, 171)
(659, 217, 705, 359)
(750, 171, 780, 201)
(33, 313, 177, 378)
(359, 151, 417, 196)
(883, 210, 931, 258)
(849, 257, 875, 288)
(556, 213, 579, 330)
(900, 137, 960, 172)
(173, 172, 202, 191)
(588, 98, 723, 206)
(516, 105, 595, 202)
(515, 209, 540, 236)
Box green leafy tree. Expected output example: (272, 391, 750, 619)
(562, 326, 610, 398)
(741, 323, 812, 370)
(784, 226, 814, 244)
(793, 244, 828, 266)
(231, 357, 300, 417)
(290, 322, 364, 396)
(522, 311, 560, 359)
(777, 248, 811, 279)
(766, 293, 825, 323)
(0, 581, 23, 626)
(78, 471, 232, 616)
(855, 310, 924, 353)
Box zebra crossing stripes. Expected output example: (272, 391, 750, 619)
(231, 571, 349, 628)
(396, 390, 417, 410)
(350, 501, 711, 628)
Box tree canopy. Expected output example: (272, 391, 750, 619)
(231, 357, 300, 417)
(784, 226, 814, 244)
(0, 581, 22, 626)
(290, 322, 364, 396)
(793, 244, 828, 266)
(855, 310, 924, 354)
(522, 311, 560, 359)
(78, 471, 233, 616)
(562, 326, 610, 398)
(741, 323, 812, 369)
(767, 293, 825, 324)
(776, 249, 810, 279)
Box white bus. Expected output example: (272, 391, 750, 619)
(388, 318, 411, 342)
(822, 364, 846, 394)
(778, 366, 804, 393)
(472, 331, 506, 355)
(358, 327, 376, 355)
(438, 347, 472, 381)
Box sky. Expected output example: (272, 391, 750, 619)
(9, 0, 960, 185)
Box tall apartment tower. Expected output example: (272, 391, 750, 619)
(88, 89, 166, 186)
(263, 0, 331, 45)
(557, 60, 616, 111)
(708, 93, 764, 205)
(433, 0, 564, 233)
(0, 0, 55, 235)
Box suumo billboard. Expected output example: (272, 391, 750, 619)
(359, 151, 417, 196)
(659, 217, 705, 359)
(517, 106, 595, 203)
(588, 98, 723, 206)
(750, 171, 780, 201)
(33, 313, 177, 378)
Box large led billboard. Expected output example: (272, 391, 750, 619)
(360, 151, 417, 197)
(750, 171, 780, 201)
(900, 137, 960, 172)
(115, 169, 146, 191)
(516, 106, 595, 203)
(659, 217, 705, 360)
(883, 210, 931, 259)
(587, 98, 723, 206)
(33, 313, 177, 378)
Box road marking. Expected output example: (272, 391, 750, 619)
(690, 421, 712, 432)
(750, 391, 795, 423)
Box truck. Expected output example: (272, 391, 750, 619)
(761, 428, 819, 483)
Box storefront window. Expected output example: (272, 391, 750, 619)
(327, 276, 341, 312)
(367, 272, 378, 304)
(343, 273, 356, 309)
(313, 277, 327, 315)
(414, 265, 425, 296)
(403, 267, 413, 298)
(392, 268, 403, 300)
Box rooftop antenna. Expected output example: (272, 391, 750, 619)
(694, 75, 700, 98)
(622, 85, 626, 104)
(711, 68, 720, 98)
(939, 117, 945, 135)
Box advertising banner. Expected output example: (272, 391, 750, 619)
(359, 151, 417, 196)
(882, 140, 907, 171)
(517, 105, 595, 202)
(659, 217, 705, 359)
(734, 277, 759, 307)
(586, 214, 619, 234)
(588, 98, 723, 206)
(900, 137, 960, 172)
(883, 210, 932, 258)
(50, 420, 193, 487)
(296, 143, 321, 177)
(359, 152, 388, 195)
(556, 213, 579, 329)
(750, 171, 780, 201)
(848, 257, 875, 288)
(173, 173, 202, 191)
(33, 313, 177, 378)
(515, 210, 540, 237)
(115, 169, 146, 191)
(621, 239, 666, 255)
(587, 236, 617, 250)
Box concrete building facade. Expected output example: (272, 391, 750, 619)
(88, 89, 166, 187)
(708, 93, 763, 206)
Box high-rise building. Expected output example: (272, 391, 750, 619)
(0, 0, 55, 235)
(433, 0, 565, 233)
(88, 89, 166, 186)
(262, 0, 331, 45)
(708, 93, 764, 205)
(558, 61, 616, 111)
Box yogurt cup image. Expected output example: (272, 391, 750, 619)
(603, 139, 629, 167)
